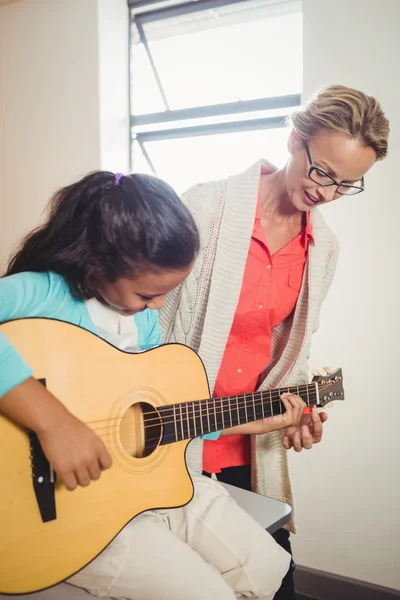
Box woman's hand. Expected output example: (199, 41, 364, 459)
(0, 377, 112, 490)
(220, 393, 306, 436)
(282, 409, 328, 452)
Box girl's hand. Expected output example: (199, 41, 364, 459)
(220, 393, 306, 436)
(251, 393, 307, 434)
(38, 412, 112, 490)
(0, 377, 112, 490)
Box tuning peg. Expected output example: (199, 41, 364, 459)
(312, 366, 337, 377)
(312, 367, 329, 377)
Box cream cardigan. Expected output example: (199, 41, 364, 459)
(159, 160, 339, 531)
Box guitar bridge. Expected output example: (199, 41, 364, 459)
(29, 378, 56, 523)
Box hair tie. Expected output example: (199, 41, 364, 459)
(114, 173, 124, 186)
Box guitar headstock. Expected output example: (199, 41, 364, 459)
(312, 367, 344, 407)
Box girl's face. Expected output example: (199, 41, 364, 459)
(97, 265, 192, 316)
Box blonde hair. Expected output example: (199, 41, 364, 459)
(290, 85, 390, 160)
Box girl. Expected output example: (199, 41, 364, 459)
(0, 171, 305, 600)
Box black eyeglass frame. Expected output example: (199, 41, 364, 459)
(304, 141, 364, 196)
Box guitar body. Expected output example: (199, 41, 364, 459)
(0, 319, 209, 594)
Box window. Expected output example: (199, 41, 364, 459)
(129, 0, 302, 193)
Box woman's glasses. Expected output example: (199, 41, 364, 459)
(304, 142, 364, 196)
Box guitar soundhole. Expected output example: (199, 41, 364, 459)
(119, 402, 161, 459)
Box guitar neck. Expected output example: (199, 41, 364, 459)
(159, 382, 320, 445)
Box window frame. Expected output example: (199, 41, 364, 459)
(128, 0, 301, 173)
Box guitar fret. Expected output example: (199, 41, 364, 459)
(206, 398, 211, 433)
(186, 403, 191, 437)
(252, 392, 256, 420)
(173, 404, 178, 442)
(261, 392, 265, 419)
(244, 395, 248, 423)
(229, 398, 233, 428)
(199, 400, 204, 435)
(306, 384, 310, 407)
(270, 390, 273, 416)
(185, 403, 190, 438)
(213, 397, 218, 431)
(236, 395, 240, 426)
(192, 402, 197, 437)
(179, 404, 184, 440)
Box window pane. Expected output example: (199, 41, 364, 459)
(132, 4, 302, 114)
(131, 42, 166, 114)
(133, 128, 290, 194)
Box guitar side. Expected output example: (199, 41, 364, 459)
(0, 319, 209, 594)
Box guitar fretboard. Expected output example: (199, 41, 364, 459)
(157, 383, 319, 445)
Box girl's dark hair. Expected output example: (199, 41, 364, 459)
(6, 171, 199, 299)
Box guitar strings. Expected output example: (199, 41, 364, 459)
(90, 386, 333, 436)
(90, 385, 333, 444)
(89, 387, 322, 434)
(96, 395, 328, 448)
(84, 381, 333, 429)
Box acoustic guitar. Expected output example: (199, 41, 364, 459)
(0, 318, 344, 594)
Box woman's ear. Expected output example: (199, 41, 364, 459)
(287, 129, 303, 155)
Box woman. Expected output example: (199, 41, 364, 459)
(159, 84, 390, 598)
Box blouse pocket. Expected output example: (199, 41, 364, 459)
(288, 268, 304, 293)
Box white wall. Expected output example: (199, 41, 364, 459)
(290, 0, 400, 590)
(0, 0, 101, 268)
(0, 0, 129, 270)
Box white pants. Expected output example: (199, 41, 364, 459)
(68, 475, 290, 600)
